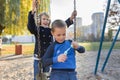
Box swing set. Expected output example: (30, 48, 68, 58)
(94, 0, 120, 75)
(35, 0, 120, 79)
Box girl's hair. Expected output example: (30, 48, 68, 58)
(38, 12, 51, 26)
(51, 19, 67, 32)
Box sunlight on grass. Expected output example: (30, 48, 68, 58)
(1, 43, 34, 56)
(79, 43, 94, 51)
(79, 41, 120, 51)
(0, 41, 120, 56)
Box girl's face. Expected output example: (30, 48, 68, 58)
(40, 15, 50, 27)
(52, 27, 66, 43)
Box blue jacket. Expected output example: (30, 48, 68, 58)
(27, 11, 73, 57)
(42, 40, 85, 69)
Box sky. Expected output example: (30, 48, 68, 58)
(50, 0, 106, 25)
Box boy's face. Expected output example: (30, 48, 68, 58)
(52, 27, 66, 43)
(40, 15, 50, 27)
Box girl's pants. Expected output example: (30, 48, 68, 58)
(34, 60, 50, 80)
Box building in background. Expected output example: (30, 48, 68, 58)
(90, 12, 104, 41)
(67, 17, 82, 40)
(77, 12, 104, 41)
(76, 17, 82, 27)
(67, 12, 104, 41)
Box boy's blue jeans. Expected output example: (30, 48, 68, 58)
(50, 70, 77, 80)
(34, 60, 50, 80)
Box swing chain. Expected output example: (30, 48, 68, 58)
(35, 1, 49, 80)
(74, 0, 76, 41)
(35, 0, 44, 77)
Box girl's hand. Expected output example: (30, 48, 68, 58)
(32, 0, 38, 14)
(70, 10, 77, 21)
(72, 41, 79, 49)
(58, 54, 67, 62)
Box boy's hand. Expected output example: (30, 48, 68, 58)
(58, 54, 67, 62)
(70, 10, 77, 21)
(72, 41, 79, 49)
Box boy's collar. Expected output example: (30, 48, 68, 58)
(55, 40, 65, 44)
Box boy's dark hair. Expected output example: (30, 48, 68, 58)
(51, 19, 67, 32)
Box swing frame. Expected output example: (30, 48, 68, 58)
(94, 0, 120, 75)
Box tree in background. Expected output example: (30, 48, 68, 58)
(0, 0, 6, 35)
(4, 0, 20, 35)
(103, 0, 120, 41)
(39, 0, 50, 14)
(0, 0, 50, 36)
(108, 29, 113, 41)
(107, 0, 120, 28)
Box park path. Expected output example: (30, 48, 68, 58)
(0, 50, 120, 80)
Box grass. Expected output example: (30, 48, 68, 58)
(79, 41, 120, 51)
(0, 41, 120, 56)
(1, 43, 34, 55)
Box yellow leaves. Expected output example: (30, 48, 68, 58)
(38, 0, 50, 14)
(3, 0, 50, 35)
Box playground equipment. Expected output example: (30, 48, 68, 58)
(101, 26, 120, 72)
(118, 0, 120, 3)
(94, 0, 120, 75)
(35, 0, 119, 78)
(74, 0, 77, 41)
(35, 0, 47, 80)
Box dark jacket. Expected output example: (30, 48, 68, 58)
(27, 11, 73, 57)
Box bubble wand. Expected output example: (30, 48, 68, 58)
(64, 45, 73, 55)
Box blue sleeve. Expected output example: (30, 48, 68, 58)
(65, 18, 73, 27)
(76, 46, 85, 53)
(41, 43, 55, 67)
(27, 11, 37, 34)
(53, 56, 58, 63)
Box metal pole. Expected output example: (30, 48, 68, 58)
(74, 0, 76, 41)
(101, 26, 120, 72)
(94, 0, 111, 75)
(118, 0, 120, 3)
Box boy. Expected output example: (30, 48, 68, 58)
(42, 20, 85, 80)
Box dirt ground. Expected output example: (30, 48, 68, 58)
(0, 49, 120, 80)
(76, 49, 120, 80)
